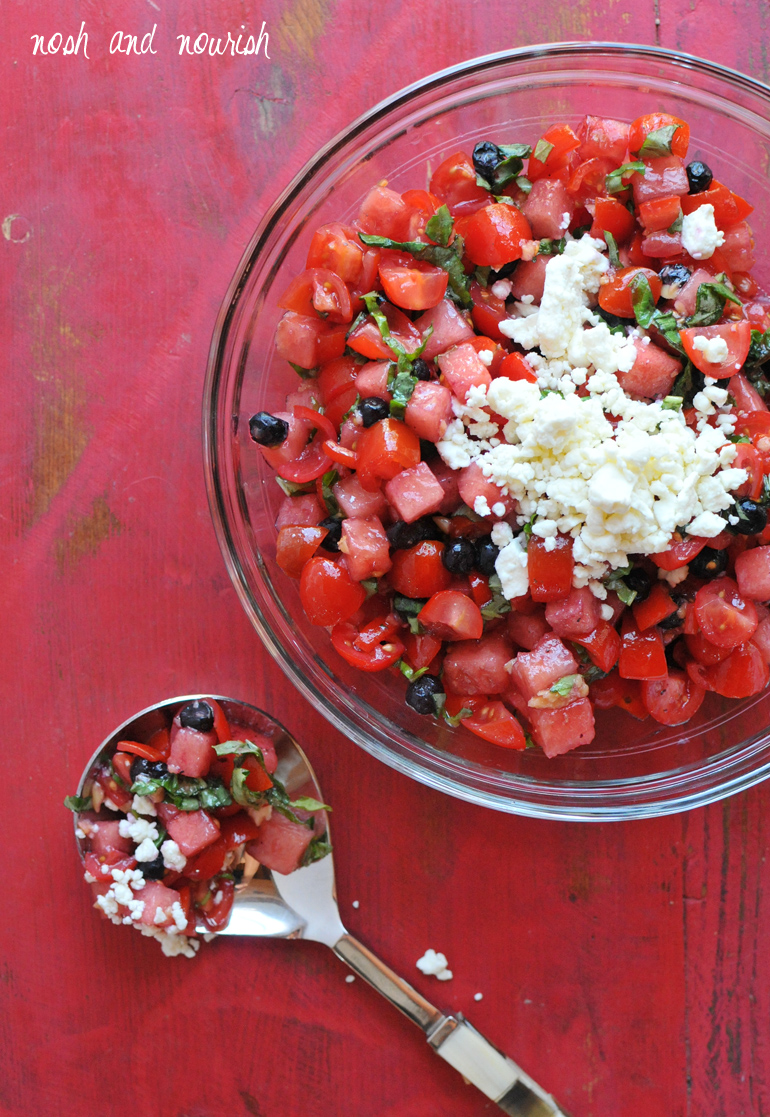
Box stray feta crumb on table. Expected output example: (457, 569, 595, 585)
(416, 949, 453, 981)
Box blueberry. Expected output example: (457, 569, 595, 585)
(387, 518, 443, 550)
(442, 538, 476, 575)
(686, 160, 713, 194)
(472, 141, 503, 182)
(412, 358, 432, 381)
(319, 517, 342, 552)
(129, 756, 168, 783)
(141, 854, 166, 880)
(658, 263, 692, 299)
(689, 546, 729, 579)
(659, 595, 688, 630)
(730, 499, 768, 536)
(624, 567, 652, 603)
(249, 412, 289, 446)
(406, 674, 445, 715)
(359, 397, 390, 428)
(475, 535, 499, 577)
(179, 700, 215, 733)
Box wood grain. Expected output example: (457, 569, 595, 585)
(3, 2, 770, 1115)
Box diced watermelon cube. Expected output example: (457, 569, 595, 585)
(275, 493, 324, 531)
(227, 726, 278, 773)
(457, 461, 516, 518)
(167, 726, 216, 779)
(165, 810, 221, 858)
(509, 635, 579, 700)
(735, 545, 770, 602)
(528, 698, 596, 758)
(246, 811, 315, 875)
(355, 360, 392, 401)
(616, 340, 681, 400)
(404, 381, 454, 443)
(333, 474, 388, 519)
(340, 516, 392, 581)
(507, 606, 551, 650)
(522, 178, 574, 239)
(416, 300, 475, 361)
(437, 343, 492, 401)
(442, 633, 514, 696)
(631, 156, 688, 204)
(509, 255, 548, 303)
(545, 587, 603, 638)
(89, 821, 134, 857)
(134, 880, 185, 928)
(384, 462, 445, 524)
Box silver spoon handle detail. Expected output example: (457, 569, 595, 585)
(333, 934, 569, 1116)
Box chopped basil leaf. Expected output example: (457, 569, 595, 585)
(475, 144, 532, 192)
(320, 468, 340, 516)
(524, 733, 536, 749)
(360, 578, 379, 598)
(684, 281, 742, 328)
(603, 230, 620, 268)
(728, 433, 751, 444)
(603, 564, 636, 606)
(358, 234, 473, 309)
(522, 514, 537, 539)
(301, 836, 333, 866)
(213, 739, 264, 757)
(444, 705, 473, 727)
(629, 273, 657, 328)
(129, 771, 233, 812)
(407, 615, 422, 635)
(389, 368, 419, 420)
(200, 785, 233, 811)
(474, 266, 493, 288)
(398, 659, 429, 683)
(662, 395, 683, 410)
(572, 223, 592, 238)
(479, 572, 511, 620)
(651, 310, 686, 355)
(605, 161, 645, 195)
(533, 139, 554, 164)
(291, 796, 331, 812)
(288, 361, 320, 379)
(594, 305, 627, 336)
(425, 204, 453, 247)
(671, 359, 703, 406)
(583, 664, 609, 685)
(65, 794, 93, 812)
(550, 674, 581, 697)
(393, 594, 425, 617)
(747, 328, 770, 367)
(538, 238, 566, 256)
(515, 175, 533, 195)
(638, 124, 679, 157)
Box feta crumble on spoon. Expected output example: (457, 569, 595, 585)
(255, 109, 770, 756)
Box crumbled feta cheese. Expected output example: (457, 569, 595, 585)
(161, 839, 187, 872)
(688, 511, 728, 537)
(495, 533, 529, 599)
(416, 949, 453, 981)
(681, 204, 725, 260)
(134, 837, 160, 862)
(477, 348, 494, 367)
(118, 815, 159, 846)
(170, 901, 188, 932)
(131, 794, 157, 817)
(693, 334, 729, 365)
(600, 603, 615, 621)
(83, 870, 97, 884)
(490, 279, 512, 299)
(474, 992, 484, 1002)
(474, 494, 492, 517)
(75, 827, 86, 839)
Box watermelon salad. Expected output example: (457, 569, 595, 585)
(66, 699, 331, 956)
(250, 110, 770, 759)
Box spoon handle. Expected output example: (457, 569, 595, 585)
(334, 934, 569, 1116)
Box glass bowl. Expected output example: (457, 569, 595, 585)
(204, 42, 770, 821)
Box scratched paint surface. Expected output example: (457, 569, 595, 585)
(2, 2, 770, 1115)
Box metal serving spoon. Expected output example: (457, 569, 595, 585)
(74, 695, 570, 1117)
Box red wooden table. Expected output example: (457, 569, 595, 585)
(4, 4, 770, 1115)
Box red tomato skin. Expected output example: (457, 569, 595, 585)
(429, 152, 490, 216)
(694, 577, 758, 649)
(528, 535, 575, 603)
(418, 590, 484, 642)
(632, 583, 677, 631)
(331, 621, 405, 671)
(299, 557, 367, 626)
(640, 670, 706, 725)
(355, 418, 421, 492)
(379, 256, 448, 311)
(463, 204, 532, 270)
(571, 621, 621, 673)
(618, 615, 668, 680)
(461, 700, 527, 750)
(590, 670, 648, 720)
(651, 537, 707, 571)
(680, 320, 751, 379)
(629, 113, 690, 158)
(704, 642, 770, 698)
(389, 541, 452, 599)
(598, 267, 662, 318)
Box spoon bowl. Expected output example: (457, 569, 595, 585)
(74, 695, 570, 1116)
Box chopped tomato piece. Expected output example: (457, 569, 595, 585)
(461, 699, 527, 749)
(429, 152, 490, 216)
(680, 320, 751, 379)
(379, 255, 448, 310)
(694, 577, 758, 649)
(632, 583, 677, 631)
(651, 536, 707, 571)
(389, 540, 452, 598)
(704, 642, 770, 698)
(275, 525, 328, 579)
(598, 267, 661, 318)
(356, 418, 421, 492)
(331, 620, 404, 671)
(590, 670, 648, 720)
(640, 670, 706, 725)
(618, 614, 667, 680)
(463, 203, 533, 270)
(629, 113, 689, 158)
(418, 590, 484, 642)
(590, 196, 636, 243)
(299, 557, 367, 626)
(528, 124, 581, 182)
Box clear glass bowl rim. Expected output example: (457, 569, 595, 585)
(203, 41, 770, 822)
